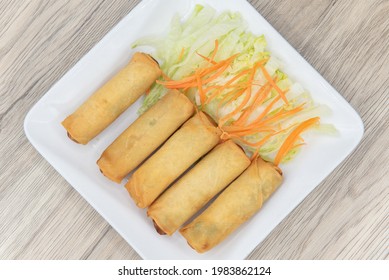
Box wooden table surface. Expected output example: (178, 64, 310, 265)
(0, 0, 388, 260)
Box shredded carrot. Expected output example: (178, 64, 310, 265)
(244, 133, 274, 147)
(154, 40, 321, 165)
(161, 72, 171, 81)
(250, 150, 259, 160)
(217, 67, 258, 126)
(233, 83, 272, 126)
(225, 104, 303, 136)
(259, 65, 289, 105)
(255, 104, 305, 127)
(196, 40, 219, 65)
(221, 126, 275, 135)
(250, 81, 265, 86)
(222, 120, 295, 143)
(205, 68, 252, 104)
(215, 89, 242, 119)
(210, 40, 219, 61)
(226, 130, 276, 149)
(219, 89, 251, 126)
(196, 71, 206, 105)
(201, 61, 231, 85)
(252, 95, 281, 124)
(274, 117, 320, 165)
(196, 51, 217, 65)
(157, 54, 238, 89)
(177, 47, 185, 62)
(200, 53, 239, 81)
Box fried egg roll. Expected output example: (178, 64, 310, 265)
(180, 157, 283, 253)
(62, 52, 161, 144)
(147, 140, 251, 236)
(126, 112, 222, 208)
(97, 90, 194, 183)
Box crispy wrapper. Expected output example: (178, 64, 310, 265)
(126, 112, 222, 208)
(180, 157, 283, 253)
(62, 52, 161, 144)
(97, 90, 194, 183)
(147, 140, 251, 236)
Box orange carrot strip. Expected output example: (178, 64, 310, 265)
(234, 83, 272, 126)
(206, 69, 251, 104)
(229, 59, 270, 125)
(250, 150, 259, 160)
(201, 62, 230, 85)
(250, 81, 265, 86)
(216, 87, 250, 121)
(195, 40, 219, 65)
(196, 51, 217, 65)
(259, 65, 289, 105)
(274, 117, 320, 165)
(161, 72, 172, 81)
(229, 97, 279, 129)
(158, 54, 238, 89)
(200, 54, 239, 83)
(224, 106, 303, 139)
(196, 71, 206, 105)
(177, 47, 185, 62)
(196, 53, 237, 78)
(230, 121, 297, 148)
(246, 95, 282, 125)
(236, 106, 304, 135)
(218, 90, 250, 127)
(222, 86, 248, 105)
(254, 58, 270, 68)
(210, 39, 219, 62)
(218, 67, 258, 126)
(222, 126, 275, 136)
(258, 104, 305, 126)
(229, 132, 274, 148)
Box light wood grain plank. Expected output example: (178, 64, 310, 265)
(0, 0, 141, 260)
(86, 228, 142, 260)
(247, 0, 389, 260)
(0, 0, 387, 260)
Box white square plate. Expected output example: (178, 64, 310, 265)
(24, 0, 364, 259)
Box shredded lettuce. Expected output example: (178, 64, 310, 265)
(132, 4, 336, 164)
(133, 4, 253, 113)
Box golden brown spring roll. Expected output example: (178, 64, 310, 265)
(180, 157, 283, 253)
(97, 90, 194, 183)
(62, 52, 161, 144)
(126, 112, 222, 208)
(147, 140, 251, 236)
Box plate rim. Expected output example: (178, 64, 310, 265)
(23, 0, 364, 260)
